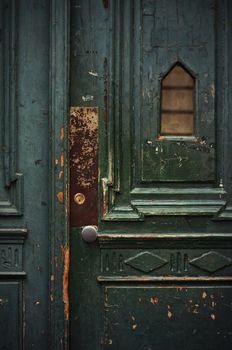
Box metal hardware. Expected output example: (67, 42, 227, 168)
(74, 192, 85, 205)
(81, 226, 98, 243)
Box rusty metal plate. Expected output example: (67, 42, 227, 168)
(70, 107, 98, 226)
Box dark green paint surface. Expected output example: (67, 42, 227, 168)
(142, 140, 215, 182)
(104, 286, 232, 350)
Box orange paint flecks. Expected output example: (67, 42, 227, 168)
(60, 127, 65, 140)
(57, 191, 63, 203)
(60, 152, 65, 167)
(55, 159, 59, 166)
(59, 170, 63, 179)
(62, 244, 70, 321)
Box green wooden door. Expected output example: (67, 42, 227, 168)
(70, 1, 232, 349)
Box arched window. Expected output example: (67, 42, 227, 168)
(160, 63, 195, 136)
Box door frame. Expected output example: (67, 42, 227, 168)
(49, 1, 70, 349)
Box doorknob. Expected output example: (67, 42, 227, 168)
(81, 226, 98, 243)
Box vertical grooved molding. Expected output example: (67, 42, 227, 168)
(0, 0, 23, 215)
(50, 0, 69, 348)
(101, 0, 141, 221)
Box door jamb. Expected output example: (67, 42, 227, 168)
(49, 1, 70, 349)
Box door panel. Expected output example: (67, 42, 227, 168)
(103, 285, 232, 350)
(70, 1, 232, 349)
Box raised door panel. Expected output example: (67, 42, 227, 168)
(100, 0, 232, 224)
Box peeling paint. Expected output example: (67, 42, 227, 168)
(211, 83, 215, 98)
(82, 95, 94, 102)
(57, 191, 63, 203)
(60, 152, 65, 167)
(60, 127, 65, 140)
(167, 305, 173, 318)
(102, 178, 109, 218)
(62, 244, 70, 321)
(88, 70, 98, 77)
(132, 323, 138, 330)
(202, 291, 207, 299)
(150, 296, 159, 305)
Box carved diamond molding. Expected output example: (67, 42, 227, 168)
(125, 252, 168, 273)
(189, 251, 232, 273)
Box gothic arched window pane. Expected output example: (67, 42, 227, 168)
(160, 64, 195, 136)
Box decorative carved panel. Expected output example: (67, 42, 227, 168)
(0, 228, 27, 276)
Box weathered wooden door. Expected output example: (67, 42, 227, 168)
(70, 1, 232, 349)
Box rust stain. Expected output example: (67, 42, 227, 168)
(62, 244, 70, 321)
(70, 107, 98, 188)
(60, 127, 65, 140)
(69, 107, 98, 226)
(57, 191, 64, 203)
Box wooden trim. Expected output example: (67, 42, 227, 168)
(98, 276, 232, 283)
(49, 1, 70, 349)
